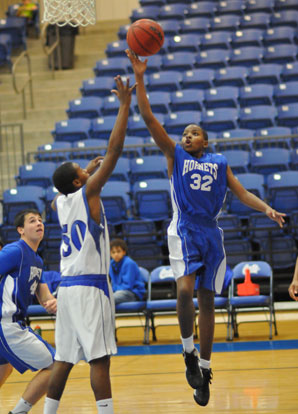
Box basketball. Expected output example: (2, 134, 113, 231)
(126, 19, 164, 57)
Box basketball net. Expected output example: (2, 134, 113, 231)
(43, 0, 96, 27)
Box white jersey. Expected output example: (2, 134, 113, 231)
(56, 186, 110, 280)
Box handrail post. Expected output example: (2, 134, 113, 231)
(12, 51, 34, 120)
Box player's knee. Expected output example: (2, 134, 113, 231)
(177, 286, 193, 306)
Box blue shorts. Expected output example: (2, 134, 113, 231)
(167, 216, 226, 294)
(0, 320, 55, 374)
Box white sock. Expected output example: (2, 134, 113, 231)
(181, 334, 195, 353)
(96, 398, 113, 413)
(43, 397, 60, 414)
(199, 358, 211, 370)
(11, 398, 32, 413)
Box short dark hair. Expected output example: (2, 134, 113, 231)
(52, 162, 78, 195)
(110, 238, 128, 253)
(201, 127, 208, 142)
(14, 209, 42, 229)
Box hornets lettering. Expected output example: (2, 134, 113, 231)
(182, 160, 218, 179)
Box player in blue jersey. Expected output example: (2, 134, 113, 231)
(0, 209, 57, 414)
(43, 76, 136, 414)
(126, 49, 286, 407)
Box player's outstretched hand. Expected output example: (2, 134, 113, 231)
(86, 156, 104, 174)
(265, 207, 286, 228)
(125, 48, 148, 77)
(43, 298, 57, 314)
(288, 280, 298, 301)
(111, 74, 136, 105)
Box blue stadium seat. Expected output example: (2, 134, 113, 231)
(121, 219, 157, 245)
(267, 170, 298, 212)
(179, 17, 210, 35)
(105, 39, 128, 57)
(224, 239, 253, 268)
(93, 57, 128, 77)
(187, 2, 216, 18)
(73, 158, 90, 169)
(90, 115, 117, 139)
(101, 94, 136, 116)
(140, 54, 163, 74)
(36, 141, 72, 162)
(201, 31, 232, 51)
(249, 212, 285, 239)
(66, 97, 102, 119)
(0, 34, 12, 69)
(80, 77, 116, 97)
(130, 6, 160, 22)
(226, 172, 265, 216)
(0, 225, 19, 244)
(44, 223, 61, 249)
(158, 4, 189, 20)
(270, 10, 298, 28)
(101, 181, 131, 224)
(217, 213, 243, 240)
(132, 178, 171, 220)
(117, 24, 129, 40)
(204, 86, 239, 109)
(181, 68, 214, 89)
(213, 66, 248, 87)
(45, 186, 59, 223)
(130, 155, 168, 183)
(220, 149, 250, 174)
(239, 84, 274, 106)
(274, 81, 298, 105)
(170, 89, 204, 112)
(2, 186, 45, 225)
(239, 12, 271, 30)
(250, 148, 290, 176)
(216, 0, 245, 16)
(245, 0, 274, 14)
(71, 139, 107, 159)
(281, 61, 298, 82)
(195, 49, 231, 69)
(277, 103, 298, 127)
(0, 16, 26, 50)
(247, 63, 282, 85)
(210, 14, 241, 32)
(109, 157, 130, 182)
(231, 28, 263, 48)
(128, 243, 163, 271)
(159, 19, 181, 37)
(275, 0, 298, 11)
(263, 44, 297, 64)
(145, 91, 171, 114)
(167, 34, 200, 53)
(16, 162, 57, 188)
(254, 126, 292, 149)
(218, 128, 255, 151)
(128, 114, 164, 137)
(147, 71, 182, 91)
(257, 236, 297, 269)
(229, 46, 263, 67)
(164, 111, 201, 135)
(52, 118, 91, 142)
(263, 26, 295, 45)
(239, 105, 277, 129)
(161, 51, 195, 72)
(122, 136, 145, 159)
(139, 0, 166, 6)
(201, 108, 238, 132)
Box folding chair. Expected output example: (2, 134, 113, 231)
(227, 261, 278, 340)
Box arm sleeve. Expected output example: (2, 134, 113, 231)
(0, 244, 22, 275)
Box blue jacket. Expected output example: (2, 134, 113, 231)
(109, 255, 146, 300)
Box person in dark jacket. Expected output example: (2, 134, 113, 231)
(109, 239, 145, 304)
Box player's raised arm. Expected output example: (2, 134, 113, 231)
(86, 75, 135, 197)
(226, 165, 286, 227)
(126, 49, 175, 160)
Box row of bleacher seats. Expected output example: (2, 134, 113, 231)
(67, 82, 298, 118)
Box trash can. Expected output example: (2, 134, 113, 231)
(46, 24, 78, 69)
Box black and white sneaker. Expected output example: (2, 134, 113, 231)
(193, 368, 213, 406)
(183, 348, 203, 389)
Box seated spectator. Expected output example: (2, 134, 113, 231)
(109, 238, 146, 304)
(16, 0, 38, 21)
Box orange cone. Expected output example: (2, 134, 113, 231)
(237, 267, 260, 296)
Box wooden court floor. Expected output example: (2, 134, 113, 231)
(1, 314, 298, 414)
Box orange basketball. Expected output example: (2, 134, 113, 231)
(126, 19, 164, 57)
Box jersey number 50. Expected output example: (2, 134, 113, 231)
(61, 220, 86, 257)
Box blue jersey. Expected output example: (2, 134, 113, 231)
(0, 239, 44, 322)
(170, 144, 228, 226)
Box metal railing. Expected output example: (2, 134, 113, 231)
(11, 50, 34, 119)
(41, 22, 61, 78)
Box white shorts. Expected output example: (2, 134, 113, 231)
(0, 321, 55, 373)
(55, 285, 117, 364)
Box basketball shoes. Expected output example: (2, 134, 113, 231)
(193, 367, 213, 406)
(183, 348, 203, 389)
